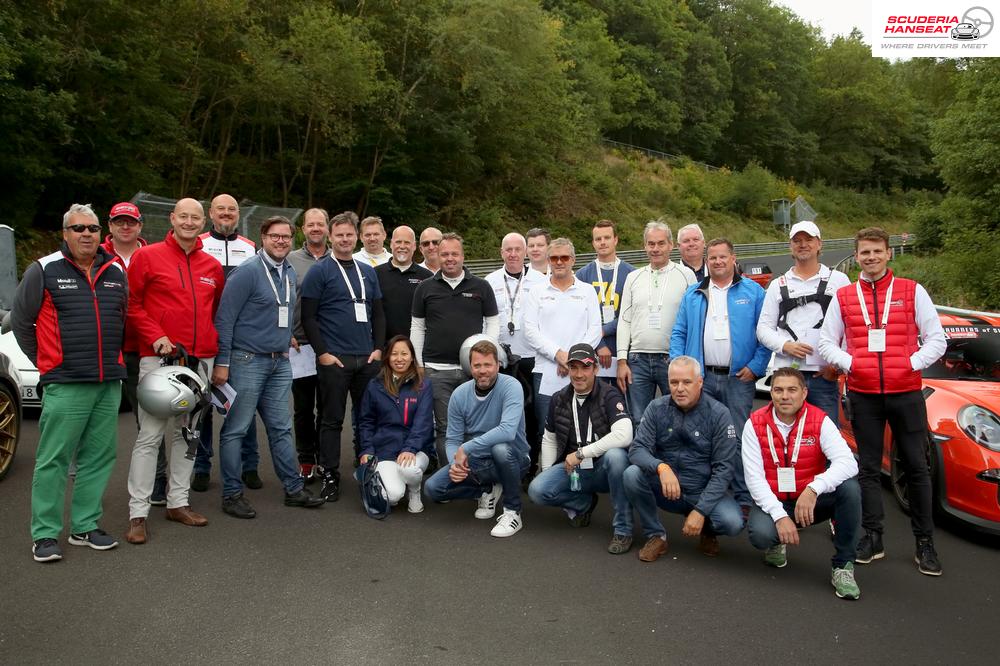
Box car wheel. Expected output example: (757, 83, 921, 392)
(890, 437, 935, 515)
(0, 382, 19, 480)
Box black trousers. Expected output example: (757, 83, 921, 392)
(316, 356, 379, 475)
(848, 389, 934, 539)
(292, 374, 323, 464)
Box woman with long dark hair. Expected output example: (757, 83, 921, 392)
(356, 335, 434, 512)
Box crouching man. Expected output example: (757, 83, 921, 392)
(528, 343, 635, 554)
(623, 356, 744, 562)
(743, 367, 862, 599)
(424, 339, 530, 537)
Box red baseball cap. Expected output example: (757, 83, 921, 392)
(109, 202, 142, 221)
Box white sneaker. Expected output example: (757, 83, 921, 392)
(474, 483, 503, 519)
(407, 488, 424, 514)
(491, 509, 522, 538)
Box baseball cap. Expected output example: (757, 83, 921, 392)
(789, 220, 820, 239)
(567, 343, 598, 366)
(109, 202, 142, 221)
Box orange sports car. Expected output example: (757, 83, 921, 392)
(838, 308, 1000, 535)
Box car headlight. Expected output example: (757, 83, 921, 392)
(958, 405, 1000, 452)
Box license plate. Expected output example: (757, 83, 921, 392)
(22, 386, 35, 400)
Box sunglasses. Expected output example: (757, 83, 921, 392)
(549, 255, 573, 264)
(420, 239, 441, 247)
(66, 224, 101, 234)
(110, 218, 141, 227)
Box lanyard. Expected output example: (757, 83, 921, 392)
(335, 258, 366, 302)
(708, 283, 728, 320)
(766, 406, 807, 467)
(646, 264, 668, 312)
(594, 258, 620, 305)
(259, 254, 290, 305)
(856, 277, 894, 329)
(502, 269, 525, 328)
(571, 395, 593, 448)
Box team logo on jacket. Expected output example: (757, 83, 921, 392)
(199, 276, 217, 287)
(101, 281, 123, 289)
(735, 298, 749, 305)
(726, 424, 737, 438)
(801, 435, 817, 447)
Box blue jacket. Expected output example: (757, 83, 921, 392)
(357, 376, 435, 460)
(669, 275, 770, 377)
(215, 253, 296, 366)
(628, 392, 738, 517)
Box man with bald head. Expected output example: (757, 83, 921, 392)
(376, 225, 433, 340)
(192, 193, 260, 494)
(418, 227, 443, 273)
(125, 197, 225, 544)
(486, 232, 547, 453)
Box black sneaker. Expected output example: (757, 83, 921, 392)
(242, 470, 263, 490)
(855, 529, 885, 564)
(32, 538, 63, 563)
(915, 538, 943, 576)
(320, 474, 340, 502)
(222, 493, 257, 519)
(190, 473, 210, 492)
(68, 528, 119, 550)
(284, 489, 325, 508)
(150, 476, 167, 506)
(569, 494, 599, 528)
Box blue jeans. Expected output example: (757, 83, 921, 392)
(194, 406, 259, 475)
(527, 447, 632, 535)
(219, 351, 303, 498)
(803, 372, 839, 427)
(622, 464, 745, 540)
(702, 371, 755, 504)
(625, 352, 669, 427)
(424, 442, 530, 512)
(747, 477, 861, 568)
(532, 373, 552, 472)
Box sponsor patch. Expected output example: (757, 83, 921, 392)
(199, 276, 217, 287)
(726, 424, 737, 438)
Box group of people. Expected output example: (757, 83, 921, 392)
(13, 199, 947, 601)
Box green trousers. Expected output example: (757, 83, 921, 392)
(31, 382, 121, 540)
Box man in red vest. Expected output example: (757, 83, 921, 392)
(743, 368, 861, 599)
(819, 227, 946, 576)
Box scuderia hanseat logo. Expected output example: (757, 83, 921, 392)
(872, 2, 998, 56)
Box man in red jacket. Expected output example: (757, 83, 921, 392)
(124, 197, 224, 545)
(820, 227, 946, 576)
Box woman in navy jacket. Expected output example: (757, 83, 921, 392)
(357, 335, 435, 512)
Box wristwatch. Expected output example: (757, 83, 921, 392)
(576, 448, 586, 460)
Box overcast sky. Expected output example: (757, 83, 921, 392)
(775, 0, 872, 43)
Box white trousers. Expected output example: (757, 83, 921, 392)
(127, 356, 213, 518)
(376, 452, 429, 504)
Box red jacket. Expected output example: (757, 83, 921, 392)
(750, 403, 827, 500)
(126, 231, 225, 359)
(101, 235, 147, 352)
(836, 270, 921, 394)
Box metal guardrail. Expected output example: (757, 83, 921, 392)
(831, 235, 914, 275)
(601, 138, 720, 172)
(466, 235, 914, 277)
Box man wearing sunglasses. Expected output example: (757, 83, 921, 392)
(417, 227, 443, 273)
(13, 204, 128, 562)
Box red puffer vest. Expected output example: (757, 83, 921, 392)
(836, 271, 920, 394)
(751, 403, 828, 500)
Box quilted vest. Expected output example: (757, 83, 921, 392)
(750, 403, 828, 500)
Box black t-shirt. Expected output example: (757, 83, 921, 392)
(546, 383, 630, 448)
(412, 269, 499, 364)
(376, 262, 433, 341)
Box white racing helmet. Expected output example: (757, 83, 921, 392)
(137, 365, 209, 418)
(459, 334, 508, 376)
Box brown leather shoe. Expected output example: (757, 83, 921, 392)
(699, 534, 720, 557)
(638, 536, 668, 562)
(126, 518, 147, 545)
(166, 506, 208, 527)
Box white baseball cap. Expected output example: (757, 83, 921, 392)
(789, 221, 821, 239)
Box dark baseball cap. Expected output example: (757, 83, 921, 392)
(567, 343, 598, 366)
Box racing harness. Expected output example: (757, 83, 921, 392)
(775, 274, 833, 341)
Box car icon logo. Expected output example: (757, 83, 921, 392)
(951, 22, 980, 39)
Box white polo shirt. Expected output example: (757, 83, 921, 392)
(485, 266, 547, 360)
(702, 281, 732, 368)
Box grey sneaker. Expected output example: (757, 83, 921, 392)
(764, 544, 787, 568)
(32, 538, 63, 563)
(68, 529, 119, 551)
(607, 534, 633, 554)
(832, 562, 861, 600)
(569, 494, 599, 528)
(222, 493, 257, 519)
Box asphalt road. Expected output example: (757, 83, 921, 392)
(1, 403, 997, 666)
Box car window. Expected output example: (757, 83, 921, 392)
(925, 327, 1000, 381)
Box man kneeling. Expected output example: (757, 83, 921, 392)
(424, 340, 530, 537)
(528, 344, 634, 554)
(623, 356, 744, 562)
(743, 367, 862, 599)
